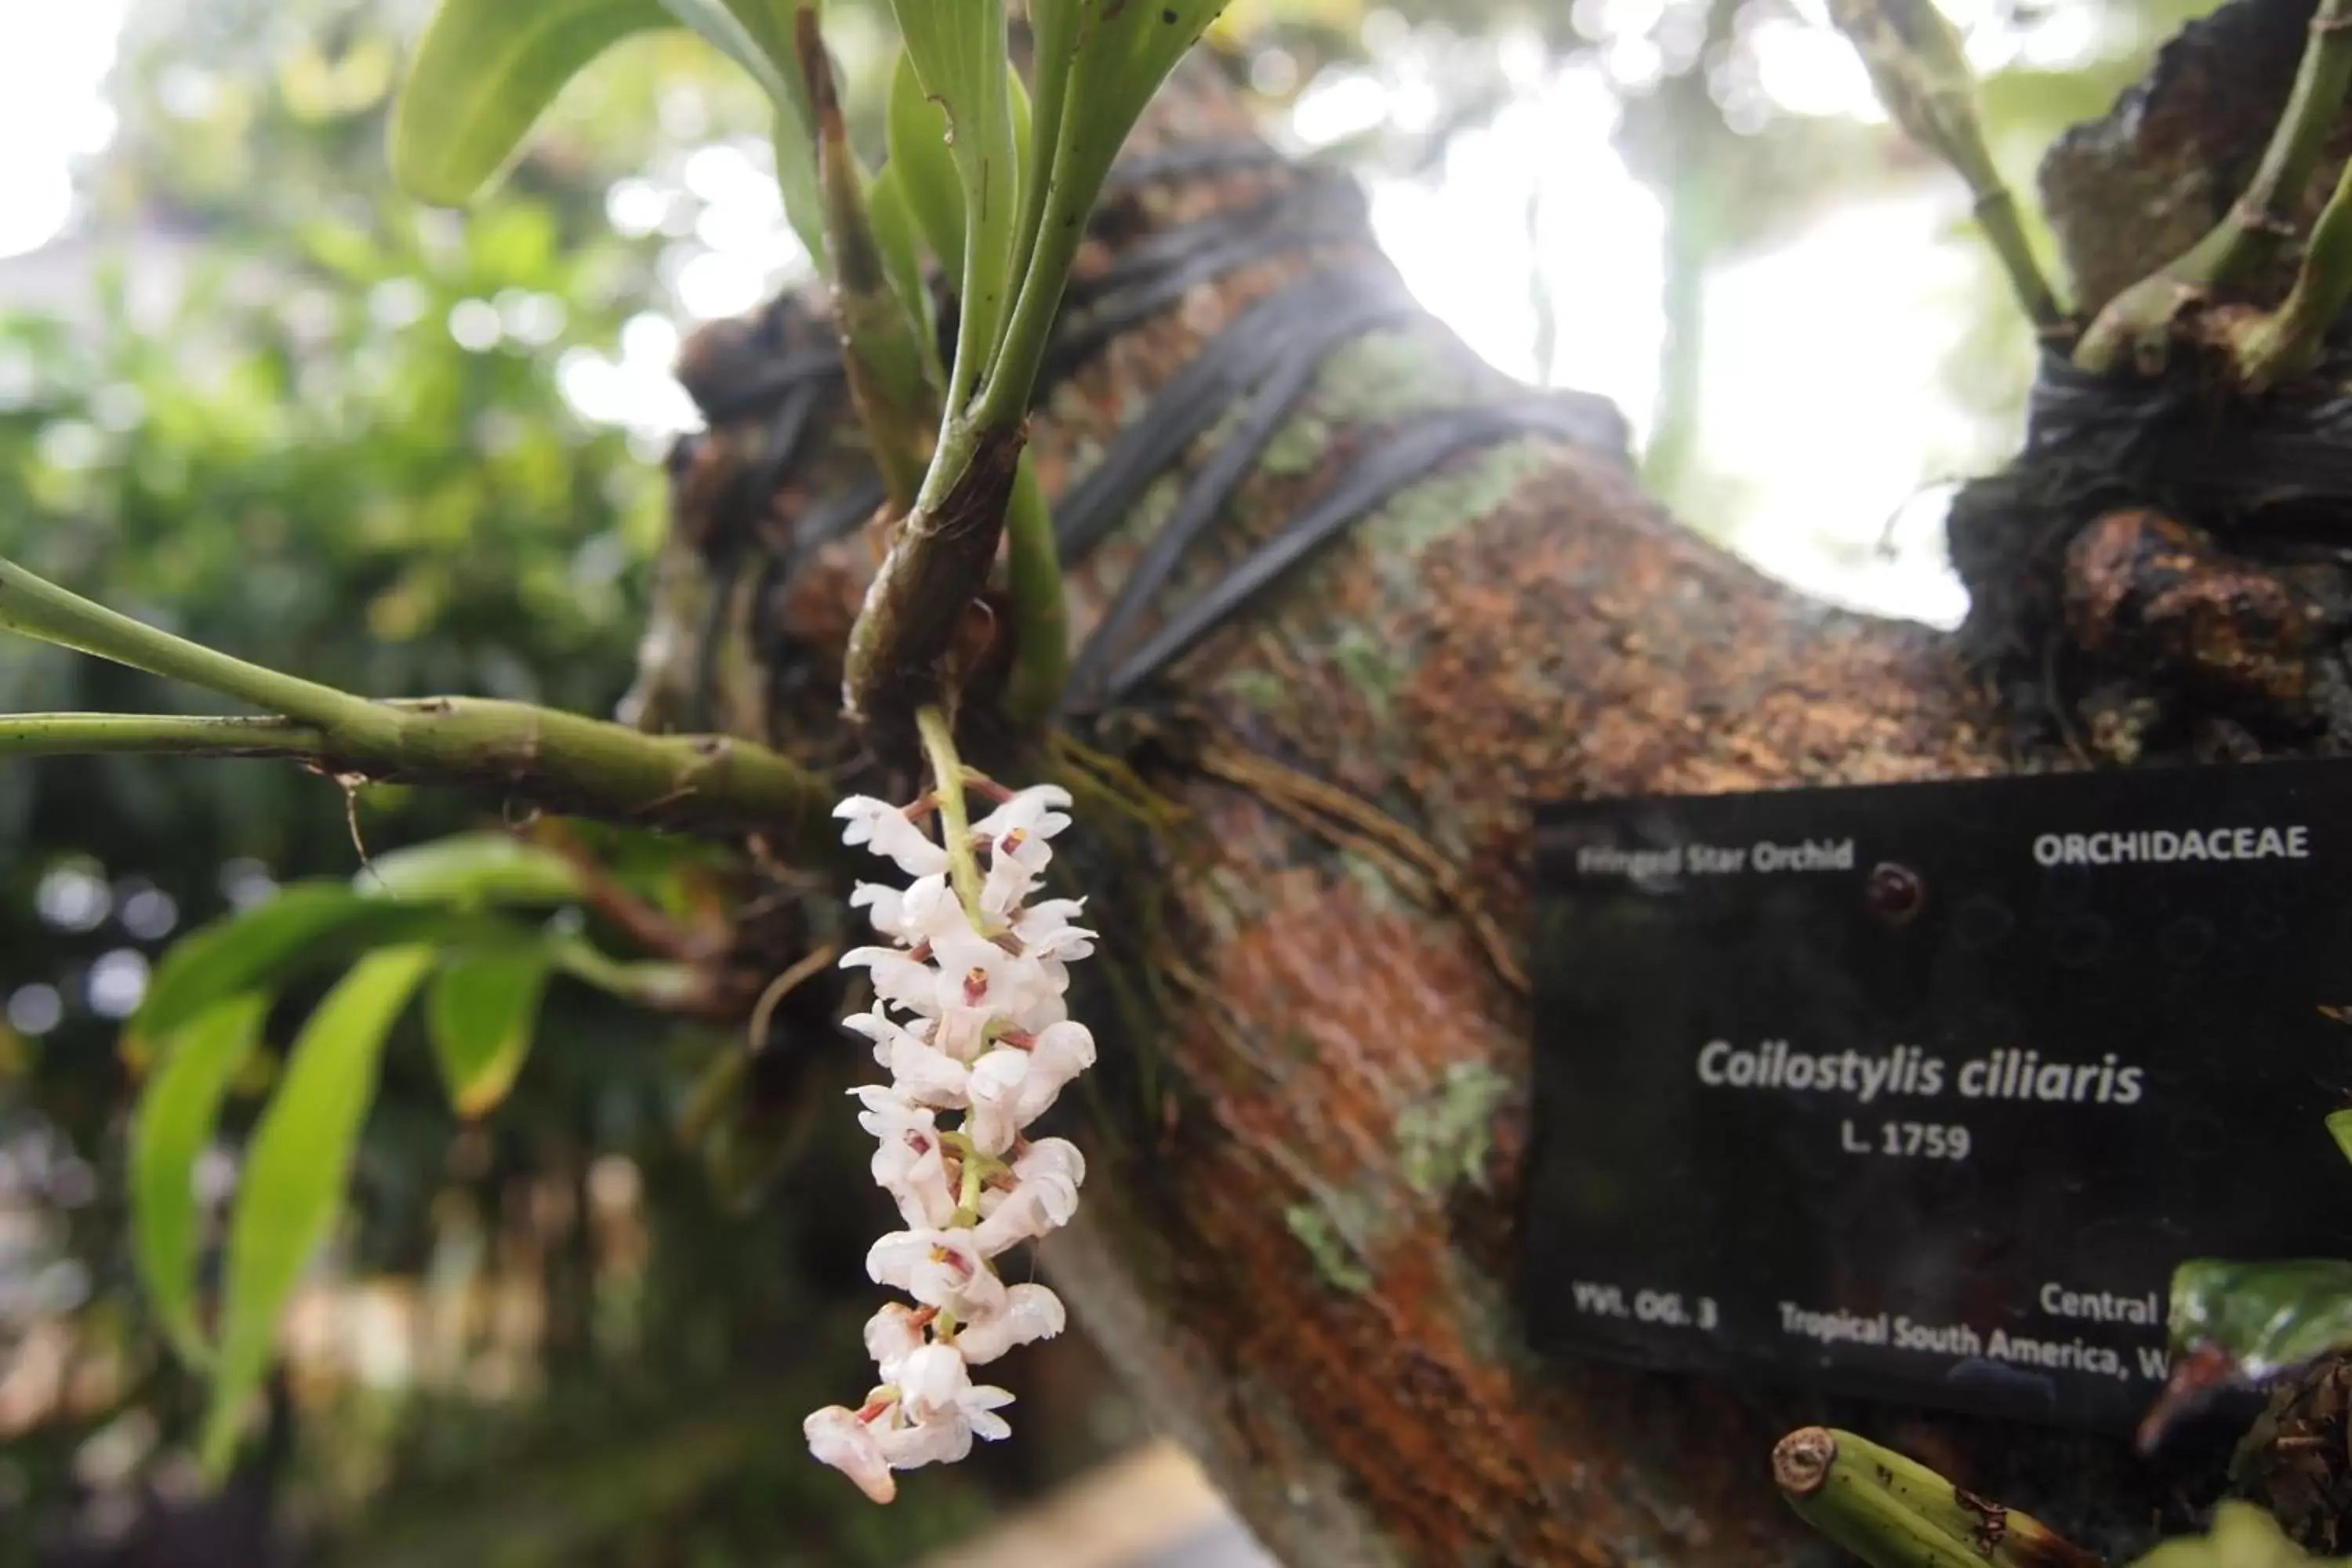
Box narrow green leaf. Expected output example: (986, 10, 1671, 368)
(390, 0, 672, 206)
(135, 883, 535, 1047)
(868, 160, 943, 386)
(391, 0, 824, 270)
(426, 948, 550, 1118)
(129, 996, 269, 1369)
(658, 0, 826, 267)
(200, 947, 436, 1476)
(1046, 0, 1226, 205)
(887, 49, 968, 291)
(2328, 1107, 2352, 1167)
(887, 0, 1018, 405)
(355, 831, 587, 907)
(720, 0, 827, 270)
(979, 0, 1229, 427)
(136, 884, 383, 1044)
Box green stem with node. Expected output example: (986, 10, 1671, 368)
(0, 557, 837, 844)
(1973, 187, 2070, 341)
(951, 1154, 986, 1229)
(1773, 1428, 2102, 1568)
(2076, 0, 2352, 374)
(1826, 0, 2070, 341)
(2233, 149, 2352, 390)
(916, 703, 985, 927)
(1000, 452, 1069, 728)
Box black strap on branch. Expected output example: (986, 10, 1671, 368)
(1052, 264, 1410, 562)
(674, 151, 1628, 729)
(695, 347, 845, 426)
(1044, 173, 1370, 382)
(1080, 398, 1622, 710)
(786, 474, 889, 568)
(1060, 281, 1425, 708)
(2027, 350, 2352, 517)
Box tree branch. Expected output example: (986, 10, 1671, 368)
(0, 706, 840, 842)
(0, 555, 840, 848)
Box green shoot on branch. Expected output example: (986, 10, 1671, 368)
(2074, 0, 2352, 376)
(1825, 0, 2070, 341)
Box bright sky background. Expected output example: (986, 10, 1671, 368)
(0, 0, 2090, 632)
(0, 5, 127, 262)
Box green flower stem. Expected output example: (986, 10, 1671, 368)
(2076, 0, 2352, 373)
(1000, 451, 1069, 728)
(0, 557, 837, 844)
(916, 702, 985, 926)
(950, 1151, 986, 1228)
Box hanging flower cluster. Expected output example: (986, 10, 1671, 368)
(803, 776, 1097, 1503)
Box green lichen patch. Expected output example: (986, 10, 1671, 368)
(1260, 410, 1334, 477)
(1315, 329, 1482, 425)
(1398, 1062, 1512, 1199)
(1284, 1185, 1384, 1295)
(1358, 435, 1557, 564)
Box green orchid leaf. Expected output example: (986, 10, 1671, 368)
(392, 0, 824, 272)
(887, 0, 1019, 400)
(887, 49, 967, 283)
(200, 946, 437, 1476)
(977, 0, 1229, 425)
(129, 996, 270, 1369)
(426, 946, 551, 1118)
(868, 159, 942, 382)
(663, 0, 826, 268)
(1039, 0, 1225, 205)
(135, 883, 401, 1045)
(354, 831, 587, 907)
(390, 0, 673, 206)
(134, 881, 538, 1051)
(2328, 1107, 2352, 1167)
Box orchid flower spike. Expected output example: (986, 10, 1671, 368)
(807, 750, 1096, 1502)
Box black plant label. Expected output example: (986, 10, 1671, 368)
(1523, 758, 2352, 1433)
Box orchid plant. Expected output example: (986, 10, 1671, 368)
(0, 0, 1233, 1494)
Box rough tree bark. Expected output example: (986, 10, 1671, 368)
(632, 8, 2352, 1562)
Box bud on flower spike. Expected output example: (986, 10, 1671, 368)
(805, 710, 1091, 1501)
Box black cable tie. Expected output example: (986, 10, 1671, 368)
(1063, 290, 1422, 710)
(1094, 401, 1618, 707)
(693, 347, 847, 426)
(1102, 140, 1288, 190)
(1054, 266, 1408, 564)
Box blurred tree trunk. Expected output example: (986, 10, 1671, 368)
(633, 8, 2352, 1560)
